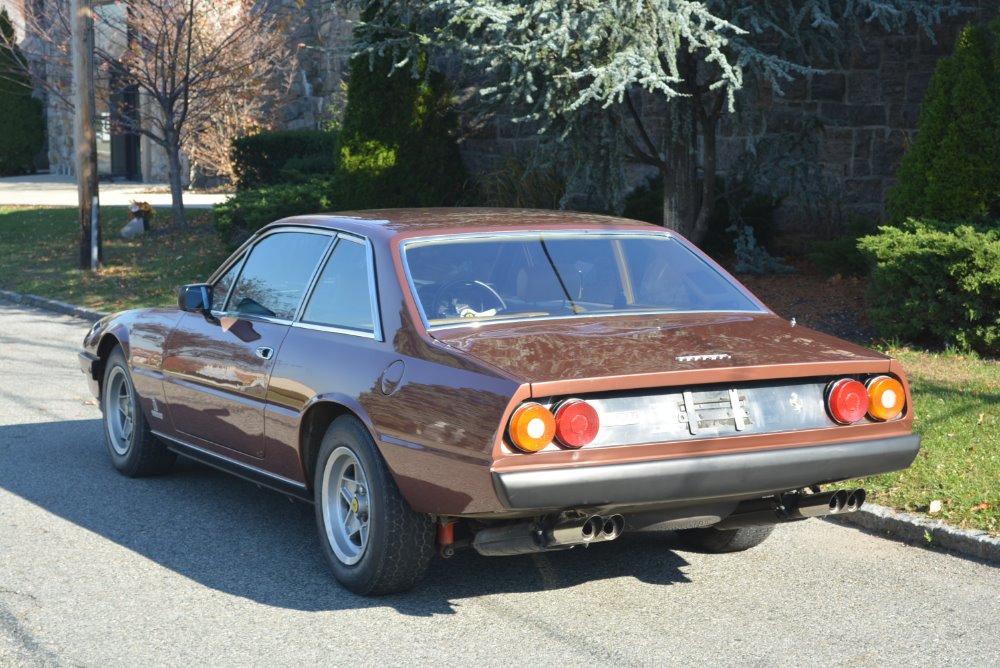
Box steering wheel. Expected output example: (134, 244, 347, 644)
(431, 280, 507, 319)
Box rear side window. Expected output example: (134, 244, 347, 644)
(301, 238, 374, 333)
(227, 232, 329, 320)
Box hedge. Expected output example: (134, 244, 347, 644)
(858, 219, 1000, 355)
(230, 130, 338, 191)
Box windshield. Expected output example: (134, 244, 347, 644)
(403, 232, 763, 327)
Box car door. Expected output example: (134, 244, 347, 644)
(161, 229, 332, 458)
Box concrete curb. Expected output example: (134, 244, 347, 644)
(1, 288, 998, 565)
(0, 289, 109, 323)
(832, 503, 1000, 564)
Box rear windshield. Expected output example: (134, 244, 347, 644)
(402, 232, 763, 327)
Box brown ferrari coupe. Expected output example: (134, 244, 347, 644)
(79, 209, 919, 595)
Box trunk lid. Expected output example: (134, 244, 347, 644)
(430, 313, 890, 394)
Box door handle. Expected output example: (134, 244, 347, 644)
(254, 346, 274, 360)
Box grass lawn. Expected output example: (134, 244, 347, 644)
(0, 206, 230, 311)
(1, 206, 996, 534)
(836, 347, 999, 536)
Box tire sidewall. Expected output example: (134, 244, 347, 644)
(102, 349, 137, 469)
(313, 418, 391, 594)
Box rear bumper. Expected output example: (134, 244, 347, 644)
(492, 434, 920, 511)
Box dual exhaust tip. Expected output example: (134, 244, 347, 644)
(473, 513, 625, 557)
(797, 488, 866, 518)
(717, 488, 867, 530)
(577, 514, 625, 544)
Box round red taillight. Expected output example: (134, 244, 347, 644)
(554, 399, 600, 448)
(827, 378, 870, 424)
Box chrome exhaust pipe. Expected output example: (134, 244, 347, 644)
(845, 488, 866, 512)
(598, 515, 625, 541)
(472, 513, 625, 557)
(715, 488, 868, 529)
(549, 515, 602, 547)
(796, 490, 846, 518)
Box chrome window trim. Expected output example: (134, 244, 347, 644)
(293, 232, 384, 342)
(399, 230, 768, 332)
(209, 227, 336, 321)
(291, 321, 378, 340)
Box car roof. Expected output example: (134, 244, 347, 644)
(260, 208, 659, 243)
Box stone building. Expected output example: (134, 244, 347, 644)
(14, 0, 1000, 224)
(17, 0, 355, 182)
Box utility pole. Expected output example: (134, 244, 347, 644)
(72, 0, 101, 270)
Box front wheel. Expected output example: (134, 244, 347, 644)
(676, 525, 775, 553)
(101, 347, 175, 477)
(314, 416, 435, 595)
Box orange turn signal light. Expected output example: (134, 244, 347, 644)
(866, 376, 905, 421)
(509, 403, 556, 452)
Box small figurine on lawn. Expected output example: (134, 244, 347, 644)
(121, 201, 155, 239)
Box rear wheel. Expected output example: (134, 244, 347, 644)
(676, 525, 775, 553)
(101, 347, 175, 477)
(314, 416, 435, 595)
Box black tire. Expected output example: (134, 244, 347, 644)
(676, 525, 775, 553)
(313, 416, 435, 595)
(101, 347, 176, 477)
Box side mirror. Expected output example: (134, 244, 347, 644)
(178, 284, 216, 321)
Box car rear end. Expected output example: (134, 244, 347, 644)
(399, 221, 920, 556)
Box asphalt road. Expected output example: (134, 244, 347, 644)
(1, 303, 998, 667)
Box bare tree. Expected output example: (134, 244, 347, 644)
(4, 0, 295, 226)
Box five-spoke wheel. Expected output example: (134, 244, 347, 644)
(314, 416, 435, 595)
(100, 347, 175, 477)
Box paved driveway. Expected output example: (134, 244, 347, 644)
(1, 303, 998, 667)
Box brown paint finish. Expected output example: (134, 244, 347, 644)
(80, 208, 921, 519)
(162, 313, 290, 458)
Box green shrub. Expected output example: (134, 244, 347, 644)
(215, 47, 466, 241)
(0, 9, 44, 176)
(230, 129, 338, 191)
(332, 47, 465, 210)
(888, 17, 1000, 224)
(808, 217, 879, 277)
(858, 219, 1000, 355)
(213, 177, 337, 246)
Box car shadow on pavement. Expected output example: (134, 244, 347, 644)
(0, 419, 692, 616)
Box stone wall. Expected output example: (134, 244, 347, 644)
(455, 3, 1000, 229)
(724, 1, 1000, 229)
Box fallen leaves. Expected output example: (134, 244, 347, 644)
(970, 502, 992, 512)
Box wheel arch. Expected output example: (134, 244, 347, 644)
(94, 329, 130, 400)
(298, 395, 380, 493)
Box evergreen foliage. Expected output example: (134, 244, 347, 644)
(334, 51, 466, 210)
(230, 130, 339, 191)
(215, 47, 465, 243)
(859, 219, 1000, 355)
(888, 17, 1000, 224)
(354, 0, 963, 243)
(0, 9, 44, 177)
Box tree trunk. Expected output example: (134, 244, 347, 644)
(688, 111, 718, 247)
(662, 127, 697, 238)
(165, 129, 187, 227)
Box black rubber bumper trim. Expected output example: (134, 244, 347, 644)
(493, 434, 920, 510)
(79, 351, 100, 379)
